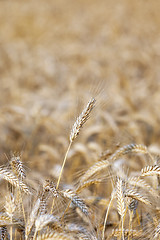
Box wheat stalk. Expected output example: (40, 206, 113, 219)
(51, 98, 96, 213)
(57, 97, 96, 189)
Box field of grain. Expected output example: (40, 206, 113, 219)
(0, 0, 160, 239)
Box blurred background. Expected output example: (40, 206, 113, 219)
(0, 0, 160, 182)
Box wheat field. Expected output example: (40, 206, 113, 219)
(0, 0, 160, 239)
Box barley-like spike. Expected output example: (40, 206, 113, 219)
(116, 178, 125, 218)
(111, 228, 143, 238)
(44, 180, 59, 198)
(62, 189, 89, 216)
(37, 231, 75, 240)
(4, 194, 16, 218)
(116, 178, 126, 240)
(10, 155, 26, 180)
(125, 189, 151, 205)
(35, 214, 58, 232)
(76, 179, 102, 193)
(80, 160, 110, 184)
(141, 165, 160, 176)
(0, 226, 7, 240)
(0, 213, 20, 226)
(128, 177, 158, 196)
(70, 97, 96, 142)
(128, 177, 152, 189)
(154, 222, 160, 238)
(110, 143, 148, 162)
(78, 232, 98, 240)
(128, 199, 138, 214)
(0, 167, 31, 194)
(39, 191, 49, 216)
(80, 144, 147, 184)
(25, 198, 41, 240)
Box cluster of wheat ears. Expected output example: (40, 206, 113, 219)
(0, 97, 160, 240)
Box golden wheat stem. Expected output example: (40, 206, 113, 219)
(61, 200, 72, 222)
(14, 228, 17, 240)
(56, 141, 72, 189)
(136, 209, 140, 225)
(18, 183, 26, 224)
(121, 218, 124, 240)
(102, 190, 116, 240)
(128, 210, 133, 240)
(10, 215, 12, 240)
(51, 141, 72, 213)
(33, 230, 37, 240)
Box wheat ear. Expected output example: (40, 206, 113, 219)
(51, 97, 96, 213)
(110, 229, 143, 238)
(116, 178, 125, 240)
(33, 215, 58, 240)
(57, 97, 96, 189)
(0, 227, 7, 240)
(76, 179, 102, 193)
(61, 189, 89, 216)
(10, 156, 27, 225)
(154, 222, 160, 239)
(125, 189, 151, 205)
(10, 155, 26, 180)
(37, 231, 75, 240)
(141, 165, 160, 176)
(70, 97, 96, 142)
(0, 167, 30, 194)
(80, 144, 148, 184)
(80, 160, 110, 184)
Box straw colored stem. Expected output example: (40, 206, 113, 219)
(56, 141, 72, 189)
(51, 141, 72, 213)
